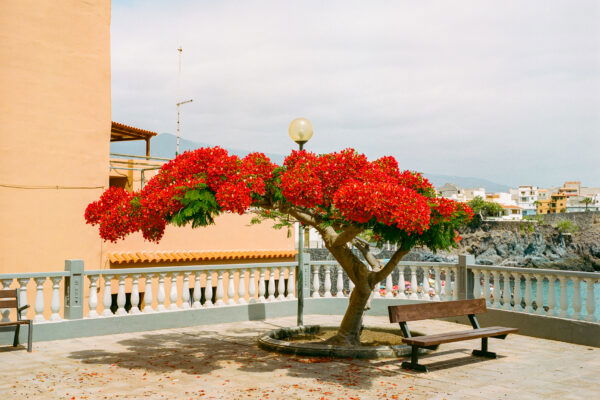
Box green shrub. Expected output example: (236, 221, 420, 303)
(555, 220, 579, 233)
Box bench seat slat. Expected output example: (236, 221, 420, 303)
(0, 321, 31, 327)
(402, 326, 518, 346)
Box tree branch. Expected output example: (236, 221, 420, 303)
(332, 225, 362, 247)
(370, 248, 410, 284)
(352, 237, 382, 271)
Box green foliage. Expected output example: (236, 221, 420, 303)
(249, 208, 294, 238)
(555, 220, 579, 233)
(467, 196, 503, 218)
(170, 185, 220, 228)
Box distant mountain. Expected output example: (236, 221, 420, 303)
(111, 133, 511, 192)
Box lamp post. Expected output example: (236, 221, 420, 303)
(288, 117, 314, 326)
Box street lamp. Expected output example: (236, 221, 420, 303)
(288, 117, 313, 326)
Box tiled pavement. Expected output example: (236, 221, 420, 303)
(0, 315, 597, 400)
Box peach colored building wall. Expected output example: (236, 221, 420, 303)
(0, 1, 295, 275)
(0, 1, 112, 274)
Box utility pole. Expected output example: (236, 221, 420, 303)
(176, 99, 193, 156)
(176, 46, 193, 156)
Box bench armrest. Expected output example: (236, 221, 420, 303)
(17, 304, 30, 320)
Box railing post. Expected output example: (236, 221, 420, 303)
(64, 259, 84, 320)
(458, 255, 475, 300)
(302, 253, 311, 298)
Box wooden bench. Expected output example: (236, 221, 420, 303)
(388, 299, 517, 372)
(0, 289, 33, 352)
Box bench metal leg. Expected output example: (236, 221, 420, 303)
(27, 321, 33, 352)
(472, 337, 496, 358)
(401, 345, 428, 372)
(13, 324, 20, 347)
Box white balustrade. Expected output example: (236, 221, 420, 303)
(227, 271, 236, 305)
(50, 277, 62, 321)
(215, 271, 225, 305)
(143, 274, 155, 313)
(482, 271, 490, 306)
(472, 269, 481, 300)
(34, 277, 46, 322)
(267, 268, 276, 301)
(169, 273, 180, 310)
(311, 265, 321, 298)
(384, 272, 393, 299)
(421, 267, 431, 300)
(432, 268, 441, 301)
(572, 277, 582, 320)
(17, 278, 30, 320)
(534, 275, 545, 315)
(408, 266, 418, 300)
(2, 279, 14, 322)
(277, 267, 286, 300)
(547, 275, 556, 317)
(130, 274, 141, 314)
(192, 272, 202, 309)
(335, 266, 344, 298)
(323, 265, 332, 298)
(248, 269, 256, 303)
(490, 271, 500, 308)
(116, 275, 127, 315)
(156, 273, 167, 311)
(585, 278, 596, 322)
(286, 267, 295, 300)
(258, 268, 266, 302)
(502, 272, 512, 311)
(523, 274, 533, 313)
(87, 275, 99, 317)
(397, 267, 406, 300)
(238, 269, 247, 304)
(558, 276, 568, 318)
(204, 271, 214, 307)
(182, 272, 191, 309)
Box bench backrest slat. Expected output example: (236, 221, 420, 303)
(0, 289, 18, 298)
(388, 299, 487, 323)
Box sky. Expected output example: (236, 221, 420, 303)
(111, 0, 600, 188)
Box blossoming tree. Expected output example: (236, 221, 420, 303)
(86, 147, 472, 345)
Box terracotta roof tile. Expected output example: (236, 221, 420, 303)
(108, 250, 297, 265)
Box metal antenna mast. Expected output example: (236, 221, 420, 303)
(176, 46, 193, 156)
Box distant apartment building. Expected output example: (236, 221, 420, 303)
(510, 185, 539, 216)
(566, 195, 600, 212)
(437, 183, 485, 202)
(558, 181, 581, 197)
(537, 193, 568, 214)
(499, 204, 523, 220)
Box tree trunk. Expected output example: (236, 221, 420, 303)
(325, 283, 373, 346)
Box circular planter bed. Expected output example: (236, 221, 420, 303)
(258, 325, 432, 359)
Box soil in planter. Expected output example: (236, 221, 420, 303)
(288, 327, 409, 346)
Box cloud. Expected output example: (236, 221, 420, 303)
(111, 0, 600, 187)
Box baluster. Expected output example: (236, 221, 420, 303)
(534, 274, 545, 315)
(130, 274, 141, 314)
(421, 267, 432, 300)
(143, 274, 155, 313)
(50, 277, 62, 321)
(408, 266, 419, 300)
(585, 278, 597, 322)
(451, 268, 459, 301)
(502, 272, 512, 311)
(1, 279, 13, 322)
(384, 272, 393, 298)
(558, 276, 568, 318)
(156, 273, 167, 311)
(523, 274, 533, 313)
(215, 270, 225, 305)
(227, 270, 236, 305)
(311, 265, 321, 298)
(572, 277, 582, 320)
(482, 271, 490, 306)
(397, 267, 407, 300)
(204, 271, 214, 307)
(258, 268, 266, 302)
(101, 275, 113, 316)
(323, 265, 332, 298)
(86, 275, 99, 317)
(248, 269, 257, 303)
(490, 271, 499, 308)
(472, 269, 481, 300)
(169, 273, 180, 310)
(17, 278, 30, 320)
(286, 267, 295, 300)
(547, 275, 556, 316)
(182, 272, 191, 309)
(34, 277, 46, 322)
(192, 272, 202, 309)
(277, 267, 286, 300)
(432, 268, 442, 301)
(335, 266, 344, 298)
(238, 269, 247, 304)
(267, 268, 276, 301)
(116, 275, 127, 315)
